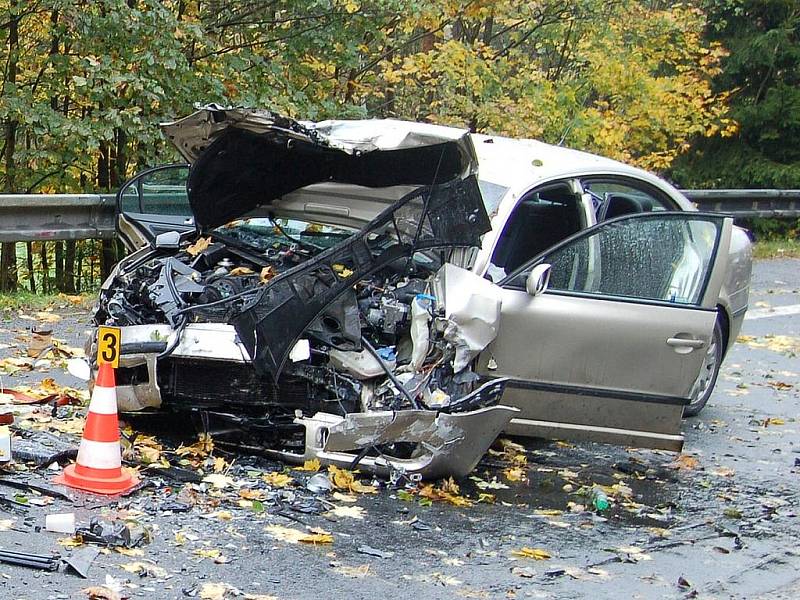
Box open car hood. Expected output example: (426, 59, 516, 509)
(161, 106, 480, 231)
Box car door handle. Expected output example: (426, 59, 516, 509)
(183, 218, 194, 225)
(666, 337, 705, 349)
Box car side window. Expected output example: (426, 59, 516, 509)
(583, 179, 674, 221)
(119, 165, 191, 216)
(506, 214, 722, 306)
(486, 182, 583, 282)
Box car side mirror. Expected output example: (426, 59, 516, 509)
(154, 231, 181, 249)
(526, 264, 551, 297)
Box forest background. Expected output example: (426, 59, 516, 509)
(0, 0, 797, 293)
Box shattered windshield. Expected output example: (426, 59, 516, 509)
(212, 218, 355, 253)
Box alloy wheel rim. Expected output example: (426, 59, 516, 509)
(693, 334, 719, 404)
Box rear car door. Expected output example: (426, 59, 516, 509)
(117, 164, 194, 250)
(478, 212, 733, 451)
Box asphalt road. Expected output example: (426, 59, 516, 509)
(0, 258, 798, 600)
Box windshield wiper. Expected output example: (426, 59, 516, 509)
(269, 217, 324, 252)
(208, 230, 270, 267)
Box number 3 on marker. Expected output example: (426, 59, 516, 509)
(97, 326, 121, 369)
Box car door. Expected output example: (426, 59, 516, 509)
(117, 164, 194, 251)
(477, 212, 733, 451)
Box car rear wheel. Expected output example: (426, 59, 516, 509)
(684, 319, 723, 417)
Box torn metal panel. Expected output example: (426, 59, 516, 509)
(432, 263, 503, 373)
(270, 404, 518, 480)
(162, 105, 477, 170)
(265, 379, 515, 479)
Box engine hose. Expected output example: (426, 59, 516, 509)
(157, 319, 188, 360)
(360, 336, 421, 410)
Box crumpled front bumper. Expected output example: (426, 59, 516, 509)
(266, 402, 519, 480)
(99, 324, 517, 479)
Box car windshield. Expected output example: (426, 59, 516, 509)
(212, 218, 355, 253)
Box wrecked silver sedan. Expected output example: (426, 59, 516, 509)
(95, 109, 518, 479)
(92, 107, 751, 478)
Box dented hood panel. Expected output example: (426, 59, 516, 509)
(161, 107, 479, 230)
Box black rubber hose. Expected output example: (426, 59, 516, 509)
(360, 336, 421, 410)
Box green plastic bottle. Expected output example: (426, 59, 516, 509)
(590, 486, 610, 511)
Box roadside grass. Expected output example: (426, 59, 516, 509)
(753, 238, 800, 260)
(0, 290, 95, 312)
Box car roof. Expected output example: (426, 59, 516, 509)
(330, 121, 690, 207)
(470, 133, 628, 186)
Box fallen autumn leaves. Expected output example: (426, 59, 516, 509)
(0, 296, 795, 599)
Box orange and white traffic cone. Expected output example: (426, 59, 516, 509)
(54, 362, 138, 495)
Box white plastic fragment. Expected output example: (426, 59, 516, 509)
(289, 339, 311, 362)
(45, 512, 76, 534)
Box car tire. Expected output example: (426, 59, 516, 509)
(684, 319, 724, 417)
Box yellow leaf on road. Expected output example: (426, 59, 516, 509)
(328, 465, 377, 494)
(199, 583, 227, 600)
(119, 561, 167, 577)
(203, 474, 235, 490)
(81, 586, 121, 600)
(328, 505, 365, 520)
(503, 466, 527, 482)
(263, 471, 293, 488)
(35, 311, 62, 323)
(511, 547, 551, 560)
(194, 547, 223, 559)
(670, 454, 700, 470)
(58, 535, 84, 548)
(294, 458, 321, 472)
(239, 488, 264, 500)
(265, 524, 333, 545)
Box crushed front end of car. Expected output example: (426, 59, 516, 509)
(91, 107, 516, 479)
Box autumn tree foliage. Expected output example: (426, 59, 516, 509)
(672, 0, 800, 189)
(0, 0, 733, 290)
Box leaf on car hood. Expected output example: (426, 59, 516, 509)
(186, 237, 212, 257)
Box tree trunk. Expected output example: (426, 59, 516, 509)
(1, 0, 20, 292)
(63, 240, 76, 293)
(98, 135, 119, 279)
(39, 242, 49, 293)
(26, 242, 35, 292)
(55, 242, 64, 291)
(75, 242, 83, 293)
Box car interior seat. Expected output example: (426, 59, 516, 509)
(603, 193, 645, 219)
(492, 187, 581, 274)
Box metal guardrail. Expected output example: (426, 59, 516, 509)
(0, 189, 795, 243)
(0, 194, 116, 242)
(684, 189, 800, 218)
